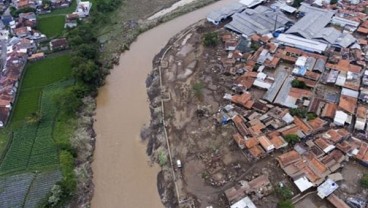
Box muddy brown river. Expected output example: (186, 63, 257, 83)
(91, 0, 236, 207)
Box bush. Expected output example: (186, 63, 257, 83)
(59, 150, 76, 194)
(276, 185, 294, 208)
(289, 108, 307, 118)
(158, 150, 167, 166)
(291, 80, 307, 89)
(203, 32, 219, 47)
(278, 200, 294, 208)
(192, 82, 204, 100)
(361, 174, 368, 188)
(306, 112, 317, 121)
(284, 134, 300, 145)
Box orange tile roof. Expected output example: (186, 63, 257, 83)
(280, 125, 299, 136)
(248, 145, 265, 158)
(277, 150, 301, 168)
(269, 135, 287, 149)
(321, 103, 337, 119)
(338, 95, 357, 114)
(314, 137, 333, 151)
(307, 118, 327, 130)
(356, 105, 367, 118)
(233, 133, 245, 148)
(326, 59, 362, 73)
(336, 140, 353, 154)
(236, 74, 256, 89)
(304, 71, 321, 81)
(233, 115, 252, 137)
(357, 27, 368, 34)
(293, 117, 312, 134)
(356, 142, 368, 161)
(288, 88, 313, 99)
(231, 93, 253, 109)
(245, 137, 259, 149)
(257, 135, 274, 151)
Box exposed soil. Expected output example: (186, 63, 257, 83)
(145, 22, 294, 208)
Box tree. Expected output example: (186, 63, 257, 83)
(289, 108, 307, 118)
(284, 134, 300, 145)
(75, 44, 98, 60)
(293, 0, 304, 7)
(276, 185, 294, 208)
(291, 80, 307, 89)
(361, 174, 368, 188)
(73, 60, 101, 84)
(306, 112, 317, 121)
(203, 32, 219, 47)
(55, 87, 83, 115)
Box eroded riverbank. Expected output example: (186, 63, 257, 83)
(92, 0, 237, 207)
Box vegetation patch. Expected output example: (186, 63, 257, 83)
(10, 55, 72, 127)
(38, 15, 65, 38)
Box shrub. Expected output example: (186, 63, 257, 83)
(284, 134, 300, 145)
(192, 82, 204, 100)
(278, 199, 294, 208)
(59, 150, 76, 194)
(158, 150, 167, 166)
(203, 32, 219, 47)
(361, 174, 368, 188)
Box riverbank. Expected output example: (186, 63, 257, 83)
(92, 0, 244, 207)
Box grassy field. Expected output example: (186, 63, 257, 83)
(38, 15, 65, 38)
(11, 55, 72, 126)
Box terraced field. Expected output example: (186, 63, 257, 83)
(0, 170, 62, 207)
(0, 55, 74, 207)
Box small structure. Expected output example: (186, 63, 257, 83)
(230, 196, 257, 208)
(49, 38, 69, 51)
(317, 179, 338, 199)
(75, 1, 92, 18)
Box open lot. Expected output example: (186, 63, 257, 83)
(38, 15, 65, 38)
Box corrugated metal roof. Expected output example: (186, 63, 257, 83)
(207, 3, 245, 24)
(276, 34, 328, 53)
(225, 6, 291, 37)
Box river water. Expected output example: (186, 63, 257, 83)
(91, 0, 236, 207)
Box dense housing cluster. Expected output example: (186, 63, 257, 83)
(0, 0, 91, 127)
(208, 0, 368, 207)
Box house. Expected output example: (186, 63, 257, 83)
(75, 1, 92, 18)
(65, 13, 79, 28)
(18, 12, 37, 28)
(13, 27, 31, 38)
(317, 179, 338, 199)
(28, 52, 45, 62)
(49, 38, 69, 51)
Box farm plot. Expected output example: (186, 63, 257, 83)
(24, 170, 62, 208)
(10, 54, 72, 126)
(0, 80, 73, 174)
(0, 172, 35, 207)
(0, 125, 38, 174)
